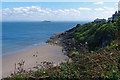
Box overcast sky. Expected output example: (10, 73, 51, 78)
(1, 2, 118, 21)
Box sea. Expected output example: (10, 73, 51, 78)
(2, 21, 88, 57)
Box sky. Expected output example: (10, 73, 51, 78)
(1, 2, 119, 21)
(1, 0, 120, 2)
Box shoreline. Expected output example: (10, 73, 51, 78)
(2, 44, 68, 78)
(3, 43, 47, 57)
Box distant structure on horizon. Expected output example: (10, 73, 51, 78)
(94, 18, 106, 22)
(118, 1, 120, 12)
(108, 1, 120, 21)
(41, 20, 51, 22)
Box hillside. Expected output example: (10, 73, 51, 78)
(3, 17, 120, 79)
(46, 17, 120, 55)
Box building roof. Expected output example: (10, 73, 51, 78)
(94, 18, 106, 22)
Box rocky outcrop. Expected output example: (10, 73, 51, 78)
(46, 28, 77, 55)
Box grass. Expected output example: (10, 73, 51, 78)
(3, 16, 120, 80)
(3, 39, 120, 80)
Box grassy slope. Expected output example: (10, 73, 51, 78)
(72, 22, 118, 50)
(3, 17, 120, 80)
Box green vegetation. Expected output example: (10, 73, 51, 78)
(72, 21, 118, 50)
(3, 17, 120, 80)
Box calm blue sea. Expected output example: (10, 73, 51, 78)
(2, 21, 87, 57)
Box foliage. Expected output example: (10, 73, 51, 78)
(3, 16, 120, 80)
(72, 21, 119, 50)
(4, 41, 120, 80)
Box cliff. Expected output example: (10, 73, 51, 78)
(4, 16, 120, 80)
(46, 18, 120, 56)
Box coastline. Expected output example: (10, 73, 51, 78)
(2, 44, 69, 78)
(2, 43, 47, 57)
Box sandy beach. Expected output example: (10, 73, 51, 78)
(2, 44, 68, 78)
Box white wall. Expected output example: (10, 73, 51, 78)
(118, 1, 120, 11)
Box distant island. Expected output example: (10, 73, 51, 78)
(41, 20, 51, 22)
(2, 1, 120, 80)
